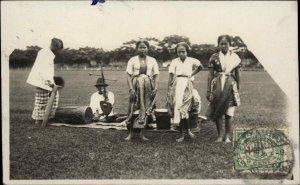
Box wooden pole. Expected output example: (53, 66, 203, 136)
(41, 85, 61, 127)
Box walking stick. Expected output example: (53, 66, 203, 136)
(41, 85, 61, 127)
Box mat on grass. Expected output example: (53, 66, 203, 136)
(48, 121, 185, 132)
(48, 121, 203, 132)
(50, 121, 128, 130)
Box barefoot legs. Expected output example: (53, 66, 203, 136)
(224, 115, 232, 142)
(215, 117, 224, 142)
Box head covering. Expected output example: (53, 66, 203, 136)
(94, 78, 108, 87)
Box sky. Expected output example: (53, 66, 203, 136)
(1, 1, 298, 100)
(1, 1, 295, 50)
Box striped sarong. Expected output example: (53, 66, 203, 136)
(32, 87, 59, 120)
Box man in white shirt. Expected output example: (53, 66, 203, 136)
(27, 38, 63, 125)
(90, 77, 115, 122)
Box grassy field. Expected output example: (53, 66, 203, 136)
(9, 69, 288, 179)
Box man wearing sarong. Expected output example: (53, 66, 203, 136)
(206, 35, 241, 143)
(125, 40, 159, 141)
(167, 42, 203, 142)
(26, 38, 64, 125)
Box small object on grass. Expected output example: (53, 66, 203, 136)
(53, 76, 65, 88)
(155, 109, 171, 130)
(198, 115, 207, 120)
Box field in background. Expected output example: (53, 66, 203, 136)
(9, 70, 288, 179)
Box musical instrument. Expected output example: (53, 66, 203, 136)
(99, 64, 113, 116)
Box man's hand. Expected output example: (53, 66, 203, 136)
(151, 88, 157, 98)
(206, 92, 212, 102)
(45, 80, 55, 88)
(129, 89, 136, 99)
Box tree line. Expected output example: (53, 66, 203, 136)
(9, 35, 261, 69)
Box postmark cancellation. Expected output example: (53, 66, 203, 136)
(233, 128, 294, 175)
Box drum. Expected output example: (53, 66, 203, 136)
(54, 106, 93, 124)
(155, 109, 171, 130)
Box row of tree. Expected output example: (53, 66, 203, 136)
(9, 35, 261, 69)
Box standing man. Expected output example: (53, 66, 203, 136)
(26, 38, 64, 125)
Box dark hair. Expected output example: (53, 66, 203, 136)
(217, 35, 231, 46)
(51, 38, 64, 50)
(136, 40, 150, 49)
(175, 42, 190, 54)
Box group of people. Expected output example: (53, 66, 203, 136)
(26, 35, 241, 143)
(124, 35, 241, 143)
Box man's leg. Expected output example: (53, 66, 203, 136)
(184, 118, 196, 139)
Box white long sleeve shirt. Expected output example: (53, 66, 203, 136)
(90, 91, 114, 116)
(26, 48, 55, 91)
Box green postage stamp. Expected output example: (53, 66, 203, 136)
(233, 128, 294, 174)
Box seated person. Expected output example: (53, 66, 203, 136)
(90, 78, 115, 122)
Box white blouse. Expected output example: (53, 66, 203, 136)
(26, 48, 55, 91)
(90, 91, 114, 116)
(169, 57, 202, 76)
(218, 51, 241, 74)
(126, 55, 159, 77)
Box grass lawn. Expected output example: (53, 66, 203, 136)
(9, 69, 288, 179)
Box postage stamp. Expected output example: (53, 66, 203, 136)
(233, 128, 294, 175)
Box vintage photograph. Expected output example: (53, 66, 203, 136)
(1, 1, 299, 184)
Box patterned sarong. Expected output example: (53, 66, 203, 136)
(128, 75, 155, 129)
(206, 74, 240, 121)
(32, 87, 59, 120)
(166, 77, 193, 126)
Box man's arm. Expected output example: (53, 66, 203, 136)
(235, 67, 241, 90)
(207, 68, 214, 101)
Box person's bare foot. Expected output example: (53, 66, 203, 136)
(176, 135, 185, 142)
(224, 137, 231, 143)
(215, 136, 223, 142)
(140, 135, 149, 141)
(187, 131, 196, 139)
(124, 134, 132, 141)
